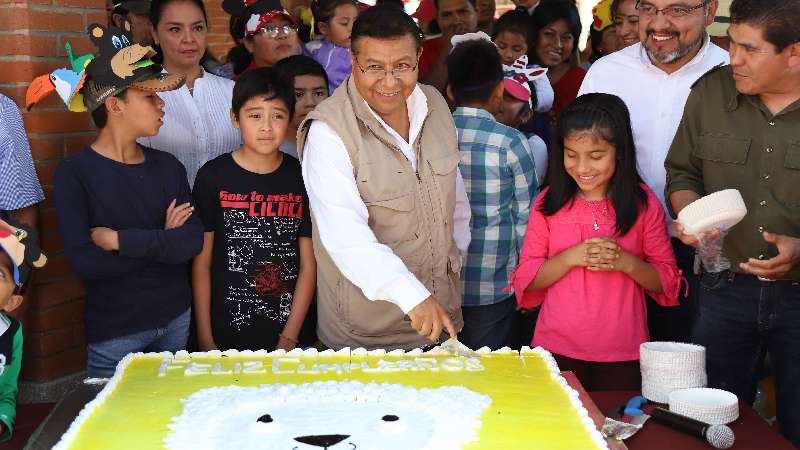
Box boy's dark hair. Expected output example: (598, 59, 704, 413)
(529, 0, 581, 64)
(492, 9, 532, 42)
(375, 0, 405, 9)
(90, 88, 128, 129)
(274, 55, 330, 93)
(351, 4, 424, 54)
(730, 0, 800, 52)
(434, 0, 476, 12)
(311, 0, 357, 24)
(447, 39, 503, 106)
(542, 93, 646, 237)
(232, 67, 295, 120)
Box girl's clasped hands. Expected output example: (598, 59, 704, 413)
(568, 237, 632, 272)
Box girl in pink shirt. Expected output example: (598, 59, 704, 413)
(511, 93, 682, 391)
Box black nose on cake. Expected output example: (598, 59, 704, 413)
(294, 434, 350, 448)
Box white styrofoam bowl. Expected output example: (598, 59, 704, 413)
(640, 342, 707, 403)
(669, 387, 739, 425)
(677, 189, 747, 235)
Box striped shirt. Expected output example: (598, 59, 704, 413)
(0, 94, 44, 213)
(453, 107, 538, 307)
(139, 69, 242, 187)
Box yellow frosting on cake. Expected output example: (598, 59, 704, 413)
(57, 349, 607, 449)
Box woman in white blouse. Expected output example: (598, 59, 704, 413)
(140, 0, 242, 187)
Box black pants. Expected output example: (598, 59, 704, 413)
(459, 296, 517, 350)
(647, 238, 698, 342)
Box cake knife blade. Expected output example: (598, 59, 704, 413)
(440, 337, 481, 358)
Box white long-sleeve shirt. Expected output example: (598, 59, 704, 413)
(139, 69, 242, 187)
(302, 85, 471, 314)
(578, 39, 729, 217)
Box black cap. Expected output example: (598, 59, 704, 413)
(113, 0, 151, 15)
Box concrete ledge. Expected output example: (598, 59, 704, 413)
(18, 372, 86, 404)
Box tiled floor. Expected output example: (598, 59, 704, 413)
(3, 403, 53, 450)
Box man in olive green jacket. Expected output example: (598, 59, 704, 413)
(666, 0, 800, 446)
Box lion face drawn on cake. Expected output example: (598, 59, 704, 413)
(164, 381, 491, 450)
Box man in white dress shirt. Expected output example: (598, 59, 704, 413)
(578, 0, 729, 342)
(299, 5, 471, 350)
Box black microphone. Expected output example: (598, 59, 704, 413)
(650, 407, 734, 449)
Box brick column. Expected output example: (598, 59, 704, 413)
(206, 0, 234, 63)
(0, 0, 106, 399)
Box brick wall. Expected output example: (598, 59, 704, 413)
(0, 0, 107, 382)
(206, 0, 234, 63)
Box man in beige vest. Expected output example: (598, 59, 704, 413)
(298, 4, 471, 350)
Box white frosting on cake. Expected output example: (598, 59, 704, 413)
(52, 347, 610, 450)
(164, 381, 491, 450)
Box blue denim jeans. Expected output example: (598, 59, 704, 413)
(87, 308, 191, 378)
(460, 296, 516, 350)
(692, 271, 800, 447)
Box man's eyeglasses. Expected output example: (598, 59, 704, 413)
(259, 25, 297, 38)
(353, 59, 418, 79)
(635, 0, 710, 18)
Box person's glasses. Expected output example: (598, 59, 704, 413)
(636, 0, 710, 18)
(259, 25, 297, 38)
(353, 59, 418, 79)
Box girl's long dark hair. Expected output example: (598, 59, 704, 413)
(541, 93, 646, 237)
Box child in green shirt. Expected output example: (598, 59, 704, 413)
(0, 218, 46, 442)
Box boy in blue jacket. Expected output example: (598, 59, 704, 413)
(45, 23, 203, 377)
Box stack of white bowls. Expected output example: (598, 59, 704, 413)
(640, 342, 707, 403)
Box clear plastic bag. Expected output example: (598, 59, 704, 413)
(696, 229, 731, 273)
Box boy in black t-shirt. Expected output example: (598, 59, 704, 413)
(192, 67, 316, 351)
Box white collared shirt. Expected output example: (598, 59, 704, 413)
(139, 69, 242, 187)
(302, 85, 471, 314)
(578, 39, 729, 220)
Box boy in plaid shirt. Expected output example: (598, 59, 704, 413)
(447, 34, 537, 350)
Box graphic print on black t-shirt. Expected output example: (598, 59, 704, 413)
(219, 191, 304, 330)
(193, 154, 311, 351)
